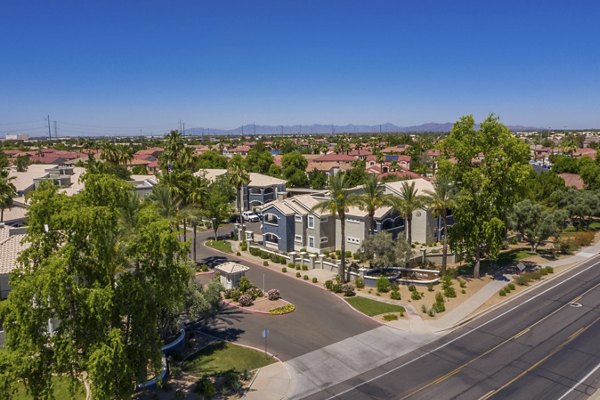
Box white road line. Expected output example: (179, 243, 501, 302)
(325, 257, 600, 400)
(556, 361, 600, 400)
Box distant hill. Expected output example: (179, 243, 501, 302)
(185, 122, 539, 136)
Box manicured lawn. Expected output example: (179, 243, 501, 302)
(15, 376, 85, 400)
(345, 297, 406, 317)
(182, 342, 275, 376)
(206, 240, 233, 253)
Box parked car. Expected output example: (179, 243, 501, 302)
(241, 211, 260, 222)
(255, 211, 264, 221)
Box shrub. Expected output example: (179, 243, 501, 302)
(427, 283, 434, 292)
(303, 275, 309, 280)
(240, 242, 248, 251)
(312, 277, 318, 283)
(194, 376, 215, 397)
(260, 251, 270, 259)
(515, 275, 529, 286)
(267, 289, 281, 301)
(236, 251, 241, 256)
(332, 283, 343, 293)
(499, 289, 506, 296)
(342, 284, 356, 297)
(421, 304, 428, 313)
(230, 289, 241, 302)
(248, 287, 264, 299)
(302, 265, 309, 271)
(435, 292, 444, 304)
(377, 277, 391, 293)
(296, 264, 302, 270)
(390, 282, 400, 292)
(325, 280, 334, 290)
(444, 286, 456, 298)
(238, 294, 254, 306)
(383, 313, 399, 321)
(335, 275, 342, 283)
(411, 290, 422, 300)
(355, 277, 365, 289)
(221, 370, 242, 393)
(441, 276, 452, 289)
(507, 283, 515, 290)
(428, 309, 435, 317)
(461, 289, 466, 294)
(345, 251, 352, 258)
(198, 264, 209, 272)
(408, 284, 417, 292)
(282, 267, 287, 273)
(269, 303, 295, 314)
(545, 266, 554, 274)
(263, 261, 269, 266)
(223, 289, 233, 299)
(459, 279, 467, 288)
(335, 250, 341, 257)
(390, 290, 401, 300)
(432, 302, 445, 313)
(296, 272, 301, 278)
(287, 262, 294, 268)
(249, 247, 261, 256)
(353, 252, 361, 260)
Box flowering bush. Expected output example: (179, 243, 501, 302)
(267, 289, 281, 301)
(238, 294, 254, 307)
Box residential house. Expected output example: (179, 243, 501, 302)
(0, 225, 28, 299)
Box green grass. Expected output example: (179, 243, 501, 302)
(589, 221, 600, 231)
(206, 239, 233, 253)
(345, 297, 406, 317)
(182, 342, 275, 376)
(14, 376, 85, 400)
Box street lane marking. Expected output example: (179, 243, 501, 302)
(484, 315, 600, 399)
(513, 328, 530, 339)
(557, 360, 600, 400)
(324, 256, 600, 400)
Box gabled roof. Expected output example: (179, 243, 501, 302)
(313, 153, 356, 162)
(194, 169, 286, 187)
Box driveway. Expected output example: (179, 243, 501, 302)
(193, 227, 380, 361)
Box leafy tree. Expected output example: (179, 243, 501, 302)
(308, 169, 328, 189)
(524, 169, 566, 205)
(244, 147, 274, 174)
(343, 160, 368, 187)
(508, 200, 566, 252)
(227, 155, 250, 238)
(131, 164, 148, 175)
(282, 151, 308, 187)
(550, 155, 579, 174)
(555, 189, 600, 229)
(384, 181, 427, 246)
(204, 181, 234, 240)
(578, 156, 600, 190)
(356, 174, 385, 235)
(15, 155, 31, 172)
(312, 174, 360, 282)
(0, 174, 191, 399)
(0, 171, 16, 222)
(0, 152, 9, 169)
(267, 163, 282, 177)
(424, 177, 456, 275)
(439, 114, 530, 278)
(360, 232, 411, 271)
(197, 150, 228, 169)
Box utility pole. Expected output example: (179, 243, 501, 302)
(183, 122, 186, 136)
(53, 120, 58, 138)
(47, 115, 52, 140)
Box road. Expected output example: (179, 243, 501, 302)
(193, 227, 380, 361)
(303, 255, 600, 400)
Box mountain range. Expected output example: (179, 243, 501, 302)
(184, 122, 539, 136)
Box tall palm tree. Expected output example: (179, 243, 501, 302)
(312, 173, 360, 282)
(148, 185, 181, 221)
(0, 173, 16, 222)
(384, 181, 427, 246)
(356, 174, 384, 236)
(424, 178, 456, 275)
(227, 155, 250, 239)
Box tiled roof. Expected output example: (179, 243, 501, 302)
(559, 173, 585, 190)
(313, 153, 356, 162)
(214, 262, 249, 275)
(0, 231, 28, 275)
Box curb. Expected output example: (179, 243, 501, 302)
(220, 299, 294, 316)
(204, 242, 383, 326)
(438, 255, 600, 333)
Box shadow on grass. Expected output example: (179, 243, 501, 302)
(456, 248, 543, 277)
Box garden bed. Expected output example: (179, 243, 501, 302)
(228, 296, 294, 315)
(206, 239, 233, 253)
(345, 296, 405, 317)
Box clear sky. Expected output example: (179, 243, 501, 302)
(1, 0, 599, 135)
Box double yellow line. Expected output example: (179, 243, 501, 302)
(398, 289, 599, 400)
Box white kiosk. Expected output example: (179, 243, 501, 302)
(214, 262, 250, 290)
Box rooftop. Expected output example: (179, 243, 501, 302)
(214, 262, 250, 275)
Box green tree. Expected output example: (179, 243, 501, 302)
(508, 200, 566, 252)
(0, 174, 191, 400)
(245, 146, 274, 174)
(360, 231, 411, 272)
(550, 155, 579, 174)
(424, 177, 456, 275)
(227, 155, 250, 238)
(0, 171, 16, 222)
(15, 155, 31, 172)
(578, 156, 600, 190)
(384, 181, 427, 246)
(312, 174, 360, 282)
(281, 151, 308, 187)
(439, 114, 530, 278)
(356, 174, 385, 236)
(203, 181, 234, 240)
(197, 150, 228, 169)
(308, 169, 328, 189)
(343, 160, 368, 187)
(524, 170, 566, 205)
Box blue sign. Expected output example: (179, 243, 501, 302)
(262, 328, 270, 338)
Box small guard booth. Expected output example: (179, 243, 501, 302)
(214, 262, 250, 289)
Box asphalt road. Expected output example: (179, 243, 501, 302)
(193, 227, 380, 361)
(304, 255, 600, 400)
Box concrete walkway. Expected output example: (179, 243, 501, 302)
(245, 362, 291, 400)
(549, 238, 600, 267)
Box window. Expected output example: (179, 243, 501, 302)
(347, 237, 361, 244)
(347, 218, 360, 224)
(264, 214, 279, 225)
(265, 233, 279, 244)
(320, 217, 328, 223)
(295, 235, 303, 243)
(308, 236, 315, 248)
(320, 236, 328, 243)
(295, 214, 302, 222)
(249, 187, 262, 195)
(308, 215, 315, 229)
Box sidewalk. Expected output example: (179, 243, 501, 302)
(244, 361, 291, 400)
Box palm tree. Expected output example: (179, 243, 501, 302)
(0, 173, 16, 222)
(312, 173, 360, 282)
(356, 174, 384, 236)
(227, 155, 250, 239)
(384, 181, 427, 246)
(424, 178, 456, 275)
(148, 185, 181, 221)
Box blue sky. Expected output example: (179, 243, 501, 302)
(1, 0, 599, 135)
